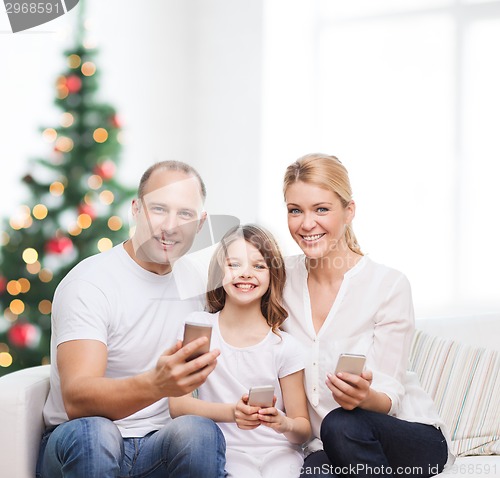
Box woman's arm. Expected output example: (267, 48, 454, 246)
(169, 394, 235, 422)
(257, 370, 311, 445)
(325, 274, 414, 415)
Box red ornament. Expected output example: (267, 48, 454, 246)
(66, 75, 82, 94)
(110, 114, 122, 128)
(0, 275, 6, 294)
(45, 236, 74, 255)
(93, 160, 116, 181)
(8, 322, 41, 349)
(78, 203, 96, 219)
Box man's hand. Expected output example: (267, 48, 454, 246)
(58, 337, 219, 421)
(151, 338, 219, 398)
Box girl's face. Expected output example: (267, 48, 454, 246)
(285, 181, 355, 260)
(222, 238, 270, 306)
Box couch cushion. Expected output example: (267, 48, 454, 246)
(410, 330, 500, 456)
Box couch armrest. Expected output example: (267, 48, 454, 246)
(0, 365, 51, 478)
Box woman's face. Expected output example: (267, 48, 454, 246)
(285, 181, 354, 260)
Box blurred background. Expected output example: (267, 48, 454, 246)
(1, 0, 499, 371)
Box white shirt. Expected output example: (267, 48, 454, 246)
(43, 244, 204, 437)
(182, 311, 305, 453)
(283, 254, 453, 463)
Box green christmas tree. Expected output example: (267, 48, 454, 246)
(0, 12, 135, 375)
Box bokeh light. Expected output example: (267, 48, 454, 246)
(50, 181, 65, 196)
(99, 190, 114, 205)
(6, 281, 21, 296)
(0, 352, 13, 368)
(77, 213, 92, 229)
(88, 175, 103, 190)
(10, 299, 25, 315)
(18, 278, 31, 293)
(60, 112, 74, 127)
(42, 128, 57, 143)
(68, 224, 83, 236)
(33, 204, 48, 220)
(26, 261, 41, 275)
(22, 248, 38, 264)
(67, 54, 81, 68)
(55, 136, 74, 152)
(1, 231, 10, 246)
(108, 216, 123, 231)
(38, 300, 52, 315)
(97, 238, 113, 252)
(39, 269, 53, 283)
(93, 128, 108, 143)
(81, 61, 96, 76)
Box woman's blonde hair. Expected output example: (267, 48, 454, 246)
(206, 224, 288, 333)
(283, 153, 363, 256)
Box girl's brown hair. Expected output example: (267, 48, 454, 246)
(283, 153, 363, 256)
(206, 224, 288, 333)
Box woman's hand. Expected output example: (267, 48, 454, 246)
(326, 369, 373, 410)
(234, 394, 261, 430)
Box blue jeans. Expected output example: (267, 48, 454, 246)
(36, 415, 226, 478)
(300, 408, 448, 477)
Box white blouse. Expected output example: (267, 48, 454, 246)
(282, 254, 450, 457)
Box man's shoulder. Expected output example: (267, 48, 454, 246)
(57, 244, 124, 290)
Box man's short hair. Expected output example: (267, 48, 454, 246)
(138, 161, 207, 201)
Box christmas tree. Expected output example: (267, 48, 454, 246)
(0, 9, 135, 375)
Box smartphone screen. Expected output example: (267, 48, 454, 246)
(182, 322, 212, 361)
(248, 385, 275, 408)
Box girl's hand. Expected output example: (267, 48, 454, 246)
(256, 397, 290, 434)
(326, 369, 373, 410)
(234, 394, 261, 430)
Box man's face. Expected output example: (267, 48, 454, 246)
(130, 169, 206, 274)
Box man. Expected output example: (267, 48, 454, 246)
(37, 161, 226, 478)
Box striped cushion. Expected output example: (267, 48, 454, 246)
(409, 330, 500, 456)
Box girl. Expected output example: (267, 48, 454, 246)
(282, 153, 453, 477)
(169, 224, 311, 478)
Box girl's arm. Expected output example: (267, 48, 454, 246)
(257, 370, 311, 445)
(169, 394, 235, 422)
(170, 393, 268, 429)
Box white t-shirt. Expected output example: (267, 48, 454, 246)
(182, 311, 305, 453)
(43, 243, 204, 438)
(283, 254, 453, 464)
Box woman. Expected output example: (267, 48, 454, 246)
(282, 153, 453, 477)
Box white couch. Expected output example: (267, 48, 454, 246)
(1, 314, 499, 478)
(413, 314, 500, 476)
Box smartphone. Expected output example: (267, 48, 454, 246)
(182, 322, 212, 361)
(335, 353, 366, 375)
(248, 385, 275, 408)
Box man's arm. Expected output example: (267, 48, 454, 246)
(59, 337, 219, 421)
